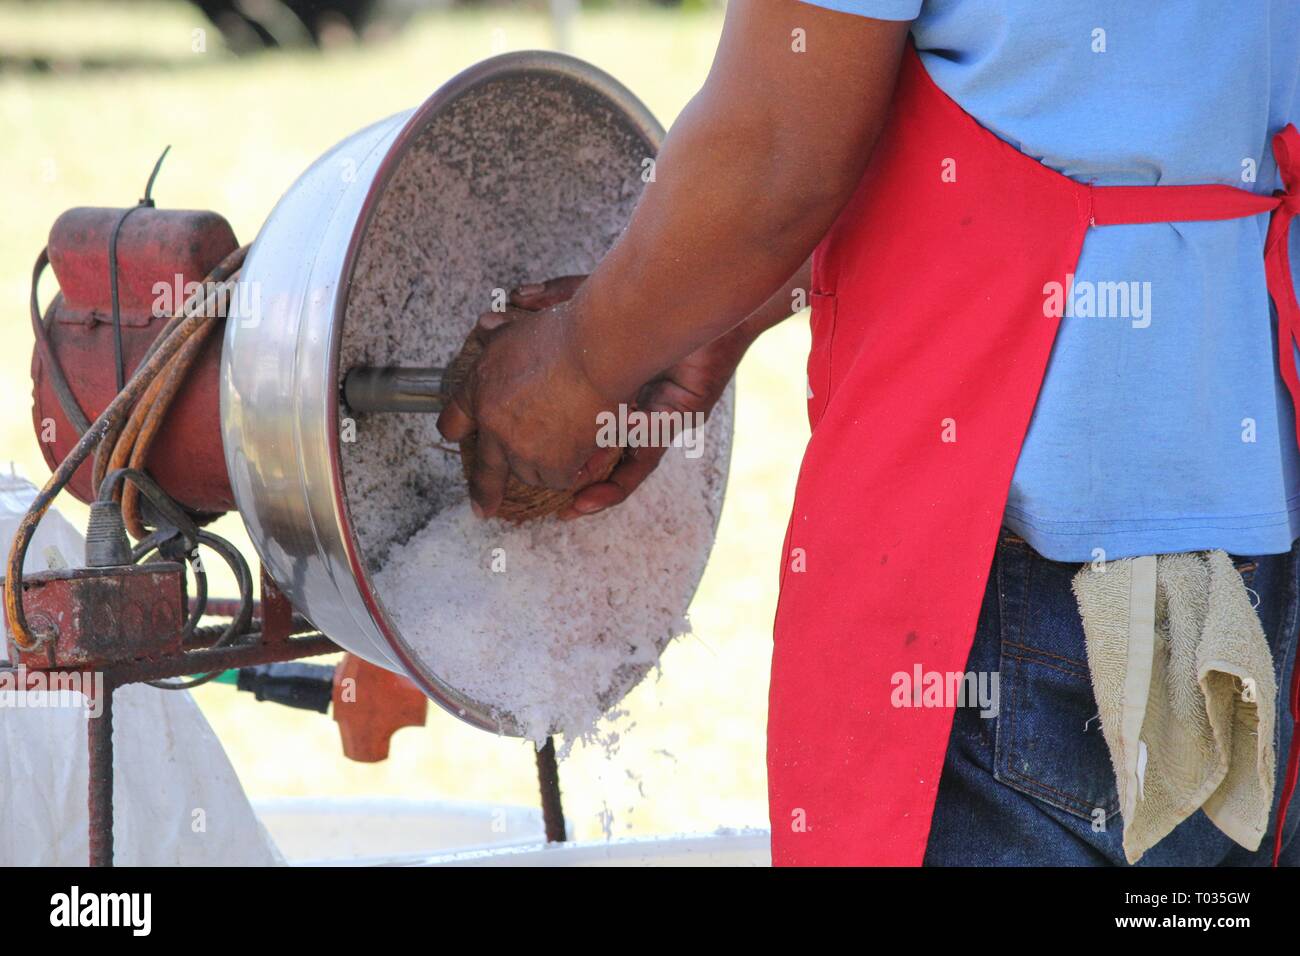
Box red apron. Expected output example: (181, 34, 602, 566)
(769, 45, 1300, 867)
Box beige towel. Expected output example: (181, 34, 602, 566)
(1071, 550, 1276, 863)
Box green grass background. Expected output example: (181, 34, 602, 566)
(0, 0, 812, 843)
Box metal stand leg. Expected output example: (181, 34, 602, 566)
(535, 736, 566, 843)
(88, 677, 115, 867)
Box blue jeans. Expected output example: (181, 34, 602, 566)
(923, 531, 1300, 866)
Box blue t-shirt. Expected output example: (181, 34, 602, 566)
(800, 0, 1300, 561)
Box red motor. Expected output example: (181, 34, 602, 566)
(31, 206, 239, 514)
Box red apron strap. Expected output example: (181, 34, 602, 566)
(1089, 183, 1278, 226)
(1260, 123, 1300, 866)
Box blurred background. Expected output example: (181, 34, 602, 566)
(0, 0, 812, 847)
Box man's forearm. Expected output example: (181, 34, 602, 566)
(566, 2, 909, 401)
(709, 256, 814, 367)
(570, 98, 840, 399)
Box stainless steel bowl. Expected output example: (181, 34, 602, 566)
(224, 51, 730, 736)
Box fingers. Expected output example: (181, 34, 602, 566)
(537, 459, 584, 492)
(442, 310, 522, 443)
(559, 445, 666, 521)
(558, 482, 627, 521)
(465, 307, 518, 354)
(510, 275, 588, 311)
(468, 432, 509, 519)
(607, 445, 667, 498)
(476, 310, 512, 332)
(506, 451, 545, 491)
(436, 397, 475, 443)
(573, 446, 622, 488)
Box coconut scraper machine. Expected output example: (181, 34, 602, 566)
(5, 52, 732, 866)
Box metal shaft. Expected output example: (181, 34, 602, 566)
(343, 366, 446, 414)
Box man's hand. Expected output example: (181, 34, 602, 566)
(495, 277, 749, 520)
(436, 294, 622, 518)
(440, 253, 812, 520)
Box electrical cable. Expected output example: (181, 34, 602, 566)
(29, 249, 91, 436)
(107, 146, 171, 392)
(146, 529, 255, 691)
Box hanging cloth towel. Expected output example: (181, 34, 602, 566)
(1072, 551, 1277, 863)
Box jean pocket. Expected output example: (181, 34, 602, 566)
(992, 548, 1121, 823)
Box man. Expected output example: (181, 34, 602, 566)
(439, 1, 1300, 865)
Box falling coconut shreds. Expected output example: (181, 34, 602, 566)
(334, 68, 732, 742)
(375, 440, 722, 743)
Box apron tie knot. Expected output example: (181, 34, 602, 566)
(1273, 124, 1300, 216)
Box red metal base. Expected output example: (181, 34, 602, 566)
(6, 563, 185, 669)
